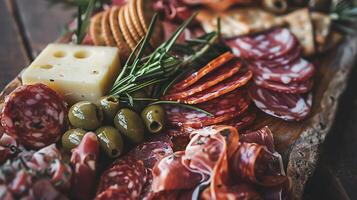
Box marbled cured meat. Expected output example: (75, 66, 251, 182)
(71, 132, 100, 200)
(128, 141, 174, 169)
(179, 69, 252, 104)
(226, 28, 298, 60)
(251, 46, 302, 68)
(166, 90, 251, 128)
(96, 157, 147, 200)
(232, 142, 287, 187)
(251, 58, 315, 84)
(152, 126, 239, 199)
(254, 77, 313, 94)
(219, 109, 256, 131)
(240, 126, 275, 152)
(169, 52, 234, 93)
(0, 83, 68, 149)
(163, 59, 242, 100)
(249, 85, 312, 121)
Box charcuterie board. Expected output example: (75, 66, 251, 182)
(1, 1, 357, 199)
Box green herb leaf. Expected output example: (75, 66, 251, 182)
(75, 0, 96, 44)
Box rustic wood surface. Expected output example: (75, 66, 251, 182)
(0, 0, 357, 199)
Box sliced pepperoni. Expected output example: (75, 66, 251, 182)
(251, 58, 315, 84)
(249, 85, 312, 121)
(226, 28, 298, 60)
(129, 141, 174, 168)
(180, 69, 252, 104)
(1, 83, 68, 149)
(254, 77, 313, 94)
(166, 90, 251, 128)
(163, 59, 242, 100)
(219, 109, 256, 131)
(169, 52, 234, 93)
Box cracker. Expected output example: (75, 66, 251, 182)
(136, 0, 154, 32)
(283, 8, 315, 56)
(109, 6, 131, 59)
(101, 9, 116, 47)
(119, 5, 136, 50)
(311, 12, 332, 49)
(129, 0, 145, 37)
(124, 4, 141, 43)
(89, 12, 106, 46)
(197, 8, 285, 38)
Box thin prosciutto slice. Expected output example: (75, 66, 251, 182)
(152, 126, 290, 199)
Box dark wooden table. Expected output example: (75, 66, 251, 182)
(0, 0, 356, 199)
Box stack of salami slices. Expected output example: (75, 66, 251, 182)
(226, 28, 315, 121)
(162, 52, 255, 132)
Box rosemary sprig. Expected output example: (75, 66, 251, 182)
(75, 0, 96, 44)
(108, 12, 222, 115)
(330, 0, 357, 34)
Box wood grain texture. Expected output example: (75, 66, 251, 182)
(305, 61, 357, 200)
(286, 36, 357, 199)
(0, 0, 27, 91)
(13, 0, 75, 59)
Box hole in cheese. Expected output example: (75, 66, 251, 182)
(74, 50, 90, 59)
(37, 64, 53, 69)
(53, 51, 66, 58)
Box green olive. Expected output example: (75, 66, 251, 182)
(126, 90, 148, 112)
(68, 101, 103, 130)
(61, 128, 86, 152)
(95, 126, 124, 158)
(141, 105, 166, 134)
(114, 108, 145, 143)
(97, 96, 121, 124)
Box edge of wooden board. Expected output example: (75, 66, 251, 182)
(287, 35, 357, 199)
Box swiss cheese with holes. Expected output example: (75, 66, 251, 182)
(21, 43, 120, 104)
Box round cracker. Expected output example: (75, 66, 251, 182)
(90, 12, 106, 46)
(118, 5, 136, 50)
(129, 0, 145, 37)
(124, 5, 141, 43)
(136, 0, 162, 48)
(136, 0, 154, 32)
(109, 6, 131, 59)
(102, 9, 116, 46)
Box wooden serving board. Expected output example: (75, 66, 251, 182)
(1, 34, 357, 199)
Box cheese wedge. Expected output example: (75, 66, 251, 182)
(22, 43, 120, 104)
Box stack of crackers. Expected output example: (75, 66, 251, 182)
(90, 0, 163, 60)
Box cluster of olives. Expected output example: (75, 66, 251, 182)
(61, 95, 166, 158)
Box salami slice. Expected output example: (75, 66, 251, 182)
(180, 69, 252, 104)
(1, 83, 68, 149)
(251, 46, 301, 68)
(249, 85, 312, 121)
(170, 52, 234, 93)
(225, 28, 298, 60)
(251, 58, 315, 84)
(97, 158, 146, 199)
(129, 141, 174, 168)
(254, 77, 313, 94)
(163, 60, 242, 100)
(166, 90, 251, 128)
(219, 109, 256, 131)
